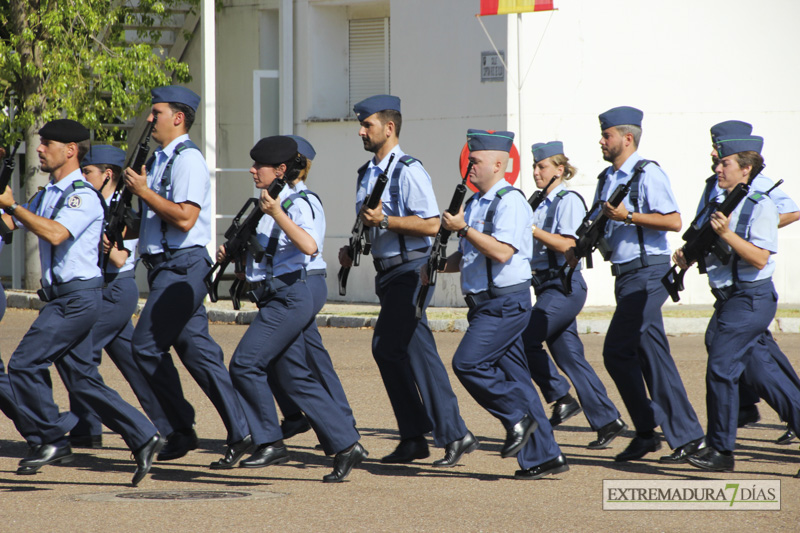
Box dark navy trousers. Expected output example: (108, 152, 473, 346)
(704, 282, 800, 452)
(230, 279, 359, 455)
(738, 330, 793, 411)
(9, 288, 156, 449)
(453, 288, 561, 469)
(603, 262, 704, 449)
(523, 272, 620, 430)
(0, 283, 41, 444)
(372, 258, 467, 447)
(132, 248, 248, 444)
(270, 273, 356, 429)
(69, 276, 189, 439)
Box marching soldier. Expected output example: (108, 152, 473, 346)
(0, 119, 160, 485)
(523, 141, 627, 449)
(434, 129, 567, 479)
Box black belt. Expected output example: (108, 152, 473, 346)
(247, 269, 306, 306)
(104, 269, 136, 283)
(373, 250, 429, 273)
(464, 281, 530, 310)
(711, 278, 772, 302)
(38, 277, 103, 302)
(140, 246, 203, 270)
(307, 268, 326, 277)
(611, 254, 670, 276)
(531, 268, 561, 288)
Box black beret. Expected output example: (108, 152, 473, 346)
(38, 119, 90, 143)
(250, 136, 299, 165)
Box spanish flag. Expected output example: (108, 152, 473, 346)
(479, 0, 554, 16)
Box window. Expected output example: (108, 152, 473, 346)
(349, 18, 390, 108)
(306, 2, 390, 120)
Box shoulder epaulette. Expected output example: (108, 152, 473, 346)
(398, 155, 420, 167)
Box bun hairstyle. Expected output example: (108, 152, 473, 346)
(282, 153, 308, 183)
(549, 153, 577, 181)
(297, 157, 313, 183)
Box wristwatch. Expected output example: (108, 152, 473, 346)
(379, 214, 389, 229)
(624, 212, 634, 225)
(5, 202, 19, 214)
(457, 224, 471, 238)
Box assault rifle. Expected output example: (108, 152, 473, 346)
(338, 153, 394, 296)
(105, 116, 156, 268)
(414, 162, 472, 320)
(0, 141, 21, 244)
(205, 177, 286, 310)
(661, 164, 769, 302)
(558, 167, 643, 294)
(527, 175, 558, 212)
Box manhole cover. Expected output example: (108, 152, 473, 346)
(117, 490, 250, 500)
(74, 490, 286, 502)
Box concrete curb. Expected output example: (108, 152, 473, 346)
(5, 289, 794, 334)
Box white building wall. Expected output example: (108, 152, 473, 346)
(510, 0, 800, 307)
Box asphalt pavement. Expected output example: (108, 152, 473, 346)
(0, 306, 798, 532)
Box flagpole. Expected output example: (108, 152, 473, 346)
(520, 10, 556, 88)
(475, 15, 518, 89)
(517, 13, 524, 193)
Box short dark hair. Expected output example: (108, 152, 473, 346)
(614, 124, 642, 147)
(376, 109, 402, 138)
(735, 151, 764, 180)
(76, 139, 91, 161)
(168, 102, 196, 131)
(93, 163, 123, 181)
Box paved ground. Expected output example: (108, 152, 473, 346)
(1, 307, 799, 532)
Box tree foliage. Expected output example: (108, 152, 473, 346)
(0, 0, 198, 288)
(0, 0, 196, 148)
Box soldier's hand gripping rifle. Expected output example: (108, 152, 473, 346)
(0, 142, 21, 244)
(205, 177, 286, 310)
(557, 171, 639, 294)
(337, 153, 395, 296)
(661, 163, 769, 302)
(414, 162, 472, 320)
(104, 116, 157, 268)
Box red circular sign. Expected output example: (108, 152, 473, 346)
(459, 134, 521, 192)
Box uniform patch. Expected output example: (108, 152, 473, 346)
(67, 195, 82, 208)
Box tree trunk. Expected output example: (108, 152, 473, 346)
(23, 125, 47, 290)
(10, 0, 48, 289)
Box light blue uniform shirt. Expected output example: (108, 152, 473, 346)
(245, 185, 317, 282)
(701, 192, 778, 288)
(697, 173, 798, 218)
(595, 152, 679, 264)
(355, 145, 439, 259)
(292, 181, 326, 272)
(531, 183, 585, 271)
(21, 169, 104, 286)
(459, 179, 533, 295)
(139, 134, 212, 254)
